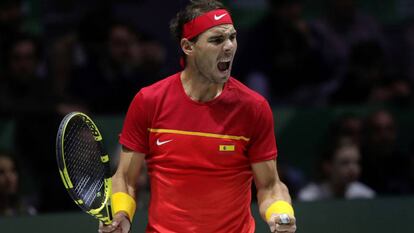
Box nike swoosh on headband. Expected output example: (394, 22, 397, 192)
(214, 13, 227, 20)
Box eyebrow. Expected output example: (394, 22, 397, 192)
(209, 30, 237, 38)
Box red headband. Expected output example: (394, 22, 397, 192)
(182, 9, 233, 40)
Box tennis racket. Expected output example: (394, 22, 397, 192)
(56, 112, 112, 224)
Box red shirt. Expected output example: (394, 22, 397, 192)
(120, 72, 277, 233)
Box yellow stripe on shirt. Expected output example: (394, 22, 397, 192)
(148, 128, 250, 142)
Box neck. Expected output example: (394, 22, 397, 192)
(181, 68, 225, 102)
(327, 180, 347, 198)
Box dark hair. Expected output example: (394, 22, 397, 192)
(107, 20, 141, 41)
(321, 137, 357, 162)
(169, 0, 226, 42)
(328, 113, 360, 140)
(0, 150, 14, 158)
(315, 137, 358, 181)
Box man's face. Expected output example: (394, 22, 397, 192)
(368, 111, 396, 147)
(10, 40, 37, 80)
(109, 25, 136, 65)
(191, 24, 237, 84)
(330, 146, 360, 185)
(0, 156, 18, 196)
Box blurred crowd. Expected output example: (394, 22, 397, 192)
(235, 0, 414, 106)
(295, 109, 414, 201)
(0, 0, 414, 216)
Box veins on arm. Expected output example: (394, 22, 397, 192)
(252, 159, 292, 219)
(112, 146, 146, 197)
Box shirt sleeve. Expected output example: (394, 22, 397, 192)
(119, 91, 150, 154)
(247, 99, 277, 163)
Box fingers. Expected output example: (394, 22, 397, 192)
(119, 218, 131, 233)
(274, 223, 297, 233)
(99, 220, 120, 233)
(98, 212, 131, 233)
(268, 216, 277, 232)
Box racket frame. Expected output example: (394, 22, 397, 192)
(56, 112, 113, 224)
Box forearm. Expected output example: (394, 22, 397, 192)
(112, 147, 144, 197)
(112, 170, 136, 198)
(257, 180, 292, 221)
(111, 149, 145, 220)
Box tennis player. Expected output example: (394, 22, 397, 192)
(99, 0, 296, 232)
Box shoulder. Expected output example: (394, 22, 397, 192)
(127, 73, 179, 111)
(132, 72, 179, 103)
(346, 182, 376, 199)
(228, 77, 268, 106)
(140, 73, 179, 97)
(297, 183, 325, 201)
(227, 78, 273, 127)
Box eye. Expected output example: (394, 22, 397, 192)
(209, 37, 224, 44)
(229, 33, 237, 41)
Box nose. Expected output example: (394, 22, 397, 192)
(223, 38, 236, 53)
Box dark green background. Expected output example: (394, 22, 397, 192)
(1, 196, 412, 233)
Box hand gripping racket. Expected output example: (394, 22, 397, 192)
(56, 112, 112, 224)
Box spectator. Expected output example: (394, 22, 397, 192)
(386, 18, 414, 92)
(0, 150, 36, 216)
(236, 0, 324, 105)
(309, 0, 386, 102)
(298, 138, 375, 201)
(0, 33, 52, 116)
(330, 40, 412, 105)
(0, 34, 80, 212)
(67, 20, 165, 114)
(277, 160, 307, 200)
(0, 0, 25, 68)
(406, 20, 414, 84)
(360, 109, 412, 195)
(328, 113, 363, 146)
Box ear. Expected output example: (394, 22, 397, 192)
(180, 38, 194, 56)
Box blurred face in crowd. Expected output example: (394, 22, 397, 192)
(326, 145, 361, 185)
(109, 25, 138, 65)
(0, 2, 22, 30)
(339, 117, 362, 145)
(366, 110, 396, 149)
(0, 156, 18, 196)
(9, 40, 38, 80)
(188, 24, 237, 84)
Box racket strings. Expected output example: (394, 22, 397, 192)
(64, 117, 106, 209)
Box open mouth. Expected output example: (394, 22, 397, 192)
(217, 61, 230, 72)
